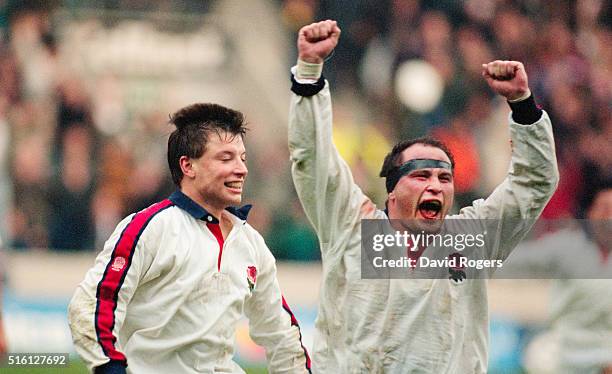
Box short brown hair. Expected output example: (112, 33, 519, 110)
(379, 137, 455, 192)
(167, 103, 248, 186)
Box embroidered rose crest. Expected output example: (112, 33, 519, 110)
(111, 257, 126, 272)
(448, 252, 466, 283)
(247, 266, 257, 292)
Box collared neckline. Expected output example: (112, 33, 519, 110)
(168, 190, 252, 224)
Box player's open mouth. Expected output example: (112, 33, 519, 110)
(225, 181, 243, 191)
(418, 200, 442, 220)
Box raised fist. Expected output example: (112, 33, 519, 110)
(297, 20, 341, 64)
(482, 60, 530, 101)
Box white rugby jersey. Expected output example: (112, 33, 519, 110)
(68, 190, 311, 373)
(288, 78, 558, 373)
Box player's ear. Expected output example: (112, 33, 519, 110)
(388, 191, 396, 204)
(179, 156, 195, 179)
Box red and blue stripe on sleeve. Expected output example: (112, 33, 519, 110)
(94, 200, 174, 363)
(282, 296, 312, 373)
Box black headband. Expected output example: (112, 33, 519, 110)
(385, 159, 452, 192)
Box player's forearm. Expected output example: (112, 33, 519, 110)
(290, 20, 371, 237)
(507, 109, 559, 216)
(472, 72, 557, 221)
(68, 286, 128, 372)
(288, 76, 333, 229)
(288, 73, 326, 161)
(289, 18, 338, 181)
(254, 310, 310, 373)
(503, 84, 558, 207)
(456, 108, 558, 261)
(266, 341, 311, 374)
(288, 79, 367, 243)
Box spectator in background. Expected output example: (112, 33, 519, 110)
(315, 0, 390, 89)
(8, 102, 51, 249)
(3, 17, 53, 250)
(53, 79, 93, 164)
(47, 125, 96, 251)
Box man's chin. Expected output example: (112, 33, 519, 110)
(216, 193, 242, 209)
(413, 218, 444, 234)
(396, 218, 443, 233)
(228, 196, 243, 207)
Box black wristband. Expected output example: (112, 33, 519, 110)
(95, 360, 127, 374)
(290, 74, 325, 97)
(508, 94, 542, 125)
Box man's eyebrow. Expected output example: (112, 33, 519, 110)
(408, 169, 431, 175)
(408, 167, 453, 174)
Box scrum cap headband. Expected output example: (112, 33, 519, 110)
(385, 158, 452, 192)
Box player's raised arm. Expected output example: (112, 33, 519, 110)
(458, 60, 559, 260)
(289, 20, 375, 249)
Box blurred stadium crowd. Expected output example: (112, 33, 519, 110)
(0, 0, 610, 260)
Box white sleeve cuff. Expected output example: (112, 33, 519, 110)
(507, 89, 532, 103)
(294, 59, 323, 82)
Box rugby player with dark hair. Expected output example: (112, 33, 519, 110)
(69, 103, 311, 374)
(288, 20, 558, 373)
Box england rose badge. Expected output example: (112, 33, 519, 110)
(247, 266, 257, 292)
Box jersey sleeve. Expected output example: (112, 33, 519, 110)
(456, 110, 559, 260)
(243, 231, 311, 374)
(68, 200, 171, 372)
(288, 76, 374, 257)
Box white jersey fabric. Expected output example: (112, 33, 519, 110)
(68, 190, 311, 374)
(288, 79, 558, 373)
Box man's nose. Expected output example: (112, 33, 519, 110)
(235, 159, 248, 176)
(426, 178, 442, 193)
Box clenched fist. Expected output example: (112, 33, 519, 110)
(482, 60, 530, 101)
(298, 20, 341, 64)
